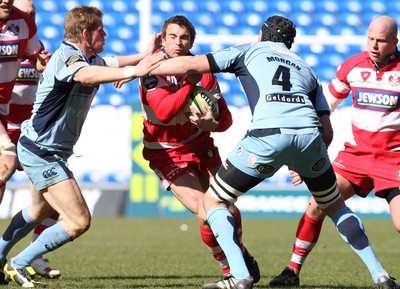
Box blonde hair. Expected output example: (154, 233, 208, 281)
(64, 5, 103, 42)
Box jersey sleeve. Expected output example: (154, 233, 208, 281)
(199, 73, 233, 132)
(142, 75, 195, 123)
(56, 52, 89, 82)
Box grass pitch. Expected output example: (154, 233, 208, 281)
(2, 217, 398, 288)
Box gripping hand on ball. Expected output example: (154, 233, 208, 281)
(188, 104, 218, 132)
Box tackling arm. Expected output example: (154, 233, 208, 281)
(151, 55, 211, 75)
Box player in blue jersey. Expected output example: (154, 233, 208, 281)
(150, 15, 399, 289)
(0, 5, 163, 288)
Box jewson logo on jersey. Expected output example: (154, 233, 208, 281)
(0, 42, 19, 60)
(355, 89, 399, 111)
(265, 93, 305, 104)
(16, 66, 40, 82)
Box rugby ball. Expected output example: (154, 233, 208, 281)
(185, 86, 219, 120)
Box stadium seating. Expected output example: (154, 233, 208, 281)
(24, 0, 394, 186)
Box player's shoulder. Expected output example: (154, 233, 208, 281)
(344, 51, 369, 66)
(10, 7, 36, 28)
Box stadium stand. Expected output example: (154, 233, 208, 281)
(8, 0, 391, 186)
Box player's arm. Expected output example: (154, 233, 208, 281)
(105, 33, 162, 68)
(145, 79, 196, 123)
(319, 114, 333, 148)
(74, 52, 163, 85)
(214, 96, 232, 132)
(151, 55, 212, 75)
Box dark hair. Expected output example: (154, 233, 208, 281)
(261, 16, 296, 49)
(161, 15, 196, 46)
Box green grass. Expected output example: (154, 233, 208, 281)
(3, 218, 399, 288)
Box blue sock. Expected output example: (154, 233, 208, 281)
(0, 208, 38, 262)
(332, 206, 386, 283)
(12, 221, 72, 268)
(207, 207, 249, 279)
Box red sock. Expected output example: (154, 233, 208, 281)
(32, 212, 60, 242)
(289, 213, 323, 273)
(199, 224, 230, 274)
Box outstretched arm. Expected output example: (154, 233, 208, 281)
(151, 55, 211, 75)
(74, 52, 164, 85)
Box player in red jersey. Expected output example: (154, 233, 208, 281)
(7, 0, 60, 280)
(0, 0, 50, 204)
(270, 15, 400, 289)
(138, 15, 260, 282)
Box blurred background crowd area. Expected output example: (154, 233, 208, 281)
(10, 0, 390, 186)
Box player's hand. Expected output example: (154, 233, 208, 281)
(114, 78, 133, 89)
(135, 51, 164, 77)
(188, 104, 218, 131)
(34, 50, 51, 71)
(289, 170, 303, 186)
(145, 32, 162, 55)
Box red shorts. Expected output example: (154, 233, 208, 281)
(332, 142, 400, 198)
(143, 135, 222, 189)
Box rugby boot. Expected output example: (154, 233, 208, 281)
(203, 274, 253, 289)
(377, 275, 400, 289)
(269, 266, 300, 287)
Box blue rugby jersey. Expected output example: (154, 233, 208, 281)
(21, 41, 105, 152)
(207, 41, 330, 131)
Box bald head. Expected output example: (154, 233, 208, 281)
(367, 15, 398, 68)
(13, 0, 35, 17)
(369, 15, 398, 39)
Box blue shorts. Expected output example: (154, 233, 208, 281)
(17, 136, 74, 190)
(228, 127, 331, 179)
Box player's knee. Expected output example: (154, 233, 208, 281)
(337, 215, 368, 250)
(306, 202, 325, 220)
(67, 216, 91, 238)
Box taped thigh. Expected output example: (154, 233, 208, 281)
(0, 134, 16, 156)
(208, 159, 263, 203)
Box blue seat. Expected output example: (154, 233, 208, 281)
(291, 12, 314, 29)
(198, 1, 221, 13)
(314, 12, 339, 29)
(292, 0, 316, 13)
(316, 0, 339, 14)
(222, 0, 245, 13)
(364, 0, 386, 13)
(104, 0, 129, 13)
(217, 13, 239, 28)
(38, 0, 59, 13)
(245, 0, 269, 13)
(338, 12, 363, 29)
(274, 1, 292, 14)
(387, 2, 400, 13)
(339, 1, 363, 13)
(175, 0, 198, 13)
(154, 0, 175, 13)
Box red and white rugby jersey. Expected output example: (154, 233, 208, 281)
(327, 50, 400, 151)
(0, 7, 41, 115)
(7, 58, 39, 131)
(139, 51, 231, 149)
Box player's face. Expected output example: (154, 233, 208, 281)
(0, 0, 14, 21)
(87, 21, 107, 54)
(162, 23, 192, 58)
(367, 25, 398, 68)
